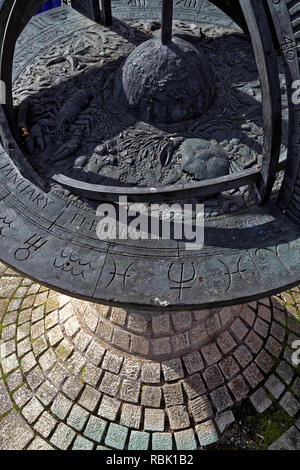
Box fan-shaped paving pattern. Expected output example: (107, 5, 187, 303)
(0, 263, 299, 450)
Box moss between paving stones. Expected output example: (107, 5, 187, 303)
(249, 406, 295, 450)
(209, 401, 295, 450)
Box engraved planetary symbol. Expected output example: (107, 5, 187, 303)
(14, 234, 48, 261)
(168, 261, 196, 299)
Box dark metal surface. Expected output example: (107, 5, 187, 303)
(71, 0, 102, 22)
(100, 0, 112, 25)
(268, 0, 300, 224)
(240, 0, 282, 205)
(0, 1, 298, 312)
(161, 0, 173, 45)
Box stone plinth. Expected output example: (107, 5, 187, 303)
(71, 299, 245, 361)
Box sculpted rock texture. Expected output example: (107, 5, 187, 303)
(114, 36, 216, 124)
(179, 139, 229, 180)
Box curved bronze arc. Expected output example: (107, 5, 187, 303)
(0, 0, 262, 131)
(240, 0, 282, 204)
(71, 0, 112, 24)
(209, 0, 279, 49)
(209, 0, 248, 32)
(0, 0, 260, 203)
(267, 0, 300, 223)
(0, 1, 113, 135)
(0, 0, 46, 127)
(73, 0, 249, 33)
(52, 168, 259, 203)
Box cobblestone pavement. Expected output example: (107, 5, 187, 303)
(0, 261, 299, 450)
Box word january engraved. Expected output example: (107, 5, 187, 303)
(14, 234, 48, 261)
(168, 262, 196, 299)
(0, 162, 53, 209)
(54, 248, 96, 278)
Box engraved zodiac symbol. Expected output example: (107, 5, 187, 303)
(255, 241, 292, 275)
(0, 214, 14, 237)
(218, 257, 250, 293)
(106, 259, 134, 288)
(168, 262, 196, 299)
(54, 249, 95, 278)
(14, 234, 48, 261)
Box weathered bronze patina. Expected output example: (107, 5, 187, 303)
(0, 0, 298, 312)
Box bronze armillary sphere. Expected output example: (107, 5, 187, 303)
(0, 0, 299, 312)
